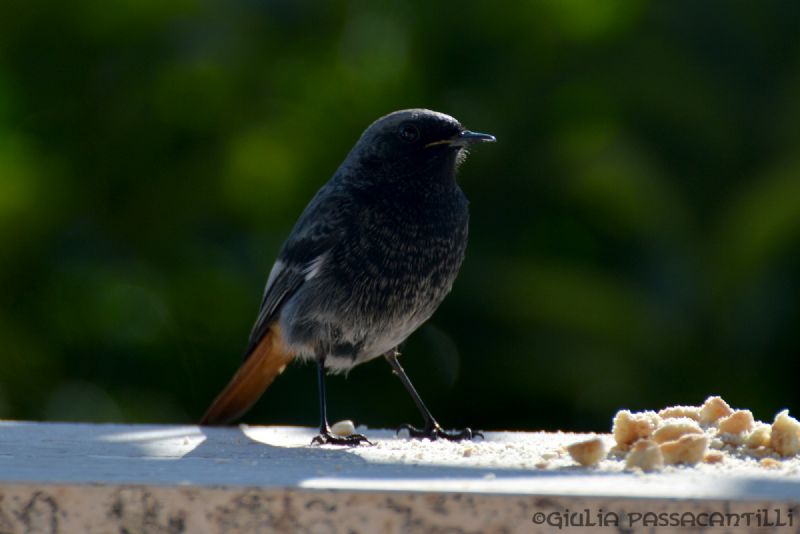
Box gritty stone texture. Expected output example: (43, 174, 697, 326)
(1, 421, 799, 533)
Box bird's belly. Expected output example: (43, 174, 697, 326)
(321, 316, 424, 372)
(281, 264, 459, 371)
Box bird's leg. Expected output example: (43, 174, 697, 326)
(311, 353, 371, 446)
(385, 349, 481, 441)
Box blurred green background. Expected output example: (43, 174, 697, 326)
(1, 0, 798, 432)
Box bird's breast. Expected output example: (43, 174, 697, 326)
(282, 186, 469, 366)
(343, 187, 468, 291)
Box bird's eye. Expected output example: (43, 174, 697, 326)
(398, 124, 420, 143)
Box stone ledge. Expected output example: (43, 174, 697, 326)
(1, 421, 799, 532)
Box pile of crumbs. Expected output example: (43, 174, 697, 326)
(564, 396, 800, 472)
(319, 397, 800, 476)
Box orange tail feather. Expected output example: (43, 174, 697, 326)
(200, 324, 295, 426)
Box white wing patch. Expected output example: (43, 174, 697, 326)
(303, 252, 328, 281)
(263, 260, 285, 296)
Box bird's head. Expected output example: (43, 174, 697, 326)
(341, 109, 495, 189)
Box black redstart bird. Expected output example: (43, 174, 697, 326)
(200, 109, 495, 445)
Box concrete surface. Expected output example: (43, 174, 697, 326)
(1, 421, 799, 533)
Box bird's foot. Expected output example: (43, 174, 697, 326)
(311, 430, 373, 446)
(396, 423, 483, 441)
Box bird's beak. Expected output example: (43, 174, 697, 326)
(452, 130, 497, 147)
(425, 130, 497, 149)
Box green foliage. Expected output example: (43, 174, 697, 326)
(0, 0, 798, 430)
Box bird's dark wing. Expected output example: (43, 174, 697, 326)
(242, 183, 355, 359)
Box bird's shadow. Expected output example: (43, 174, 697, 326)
(184, 425, 610, 487)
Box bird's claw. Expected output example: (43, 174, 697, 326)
(396, 423, 483, 441)
(311, 431, 373, 446)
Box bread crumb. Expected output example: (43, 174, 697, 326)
(745, 423, 771, 449)
(566, 437, 606, 467)
(717, 410, 756, 445)
(652, 418, 703, 444)
(462, 447, 474, 457)
(699, 396, 733, 425)
(535, 461, 549, 469)
(625, 439, 663, 472)
(658, 406, 701, 421)
(613, 410, 661, 449)
(708, 437, 725, 450)
(660, 434, 708, 466)
(719, 433, 746, 446)
(331, 420, 355, 437)
(760, 458, 781, 469)
(718, 410, 755, 435)
(770, 410, 800, 457)
(703, 450, 724, 464)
